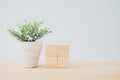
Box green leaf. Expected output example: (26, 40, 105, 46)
(7, 20, 52, 42)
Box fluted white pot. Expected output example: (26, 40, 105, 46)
(18, 41, 42, 68)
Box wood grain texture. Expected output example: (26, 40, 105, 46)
(45, 45, 69, 68)
(45, 57, 57, 68)
(46, 45, 57, 57)
(0, 60, 120, 80)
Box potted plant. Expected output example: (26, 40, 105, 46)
(8, 20, 52, 68)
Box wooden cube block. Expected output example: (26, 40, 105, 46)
(46, 45, 57, 57)
(45, 57, 57, 68)
(57, 57, 69, 68)
(45, 45, 69, 68)
(57, 45, 69, 57)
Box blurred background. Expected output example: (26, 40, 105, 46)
(0, 0, 120, 61)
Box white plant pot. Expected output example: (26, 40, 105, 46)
(18, 41, 42, 68)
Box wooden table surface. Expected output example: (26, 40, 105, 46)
(0, 60, 120, 80)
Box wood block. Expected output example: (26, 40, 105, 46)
(57, 45, 69, 57)
(46, 45, 57, 57)
(45, 57, 57, 68)
(57, 57, 69, 68)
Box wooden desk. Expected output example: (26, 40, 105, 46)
(0, 60, 120, 80)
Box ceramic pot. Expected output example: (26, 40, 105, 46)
(18, 41, 42, 68)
